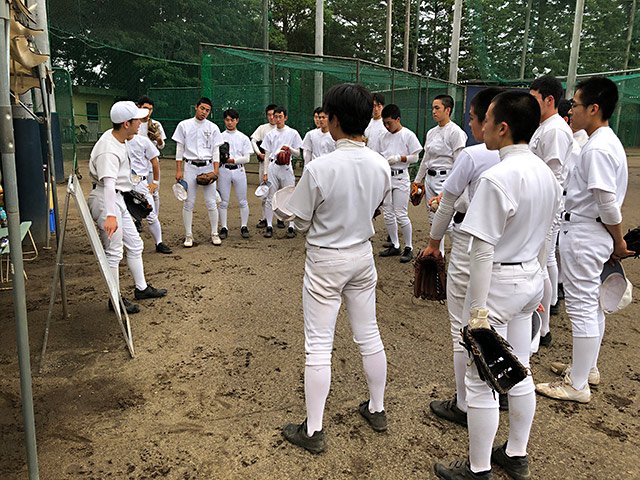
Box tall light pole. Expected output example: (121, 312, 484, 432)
(566, 0, 585, 98)
(386, 0, 392, 67)
(314, 0, 324, 107)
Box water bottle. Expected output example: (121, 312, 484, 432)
(0, 207, 7, 228)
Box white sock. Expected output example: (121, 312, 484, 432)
(506, 392, 536, 457)
(305, 365, 331, 436)
(571, 336, 600, 389)
(147, 220, 162, 245)
(548, 262, 559, 305)
(127, 256, 147, 291)
(592, 312, 606, 369)
(265, 205, 273, 227)
(219, 207, 228, 230)
(207, 208, 219, 234)
(182, 209, 193, 237)
(453, 350, 468, 412)
(386, 223, 400, 249)
(468, 406, 499, 473)
(400, 222, 413, 250)
(110, 266, 120, 294)
(240, 206, 249, 227)
(540, 276, 552, 336)
(362, 350, 387, 413)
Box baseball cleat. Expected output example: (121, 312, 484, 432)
(276, 219, 286, 229)
(382, 235, 393, 248)
(286, 227, 296, 238)
(358, 400, 387, 432)
(240, 226, 250, 238)
(379, 246, 401, 257)
(499, 393, 509, 411)
(434, 459, 492, 479)
(399, 246, 414, 263)
(134, 284, 168, 300)
(282, 419, 326, 454)
(535, 374, 591, 403)
(256, 218, 267, 228)
(155, 242, 172, 254)
(183, 235, 193, 248)
(430, 397, 468, 427)
(491, 443, 530, 480)
(549, 301, 560, 316)
(211, 233, 222, 246)
(539, 332, 552, 347)
(108, 297, 140, 314)
(550, 362, 600, 386)
(219, 227, 228, 239)
(263, 226, 273, 238)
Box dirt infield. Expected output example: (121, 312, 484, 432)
(1, 155, 639, 479)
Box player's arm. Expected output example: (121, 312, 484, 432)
(149, 157, 160, 194)
(592, 188, 634, 260)
(466, 236, 495, 328)
(175, 143, 184, 181)
(421, 189, 461, 258)
(287, 169, 320, 233)
(102, 176, 118, 238)
(262, 149, 271, 182)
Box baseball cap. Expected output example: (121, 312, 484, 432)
(110, 101, 148, 124)
(172, 179, 188, 202)
(254, 182, 270, 198)
(600, 261, 633, 314)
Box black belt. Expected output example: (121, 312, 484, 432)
(563, 212, 601, 223)
(223, 164, 239, 170)
(92, 184, 122, 193)
(427, 169, 448, 176)
(453, 211, 466, 224)
(185, 159, 211, 166)
(390, 169, 406, 177)
(500, 262, 522, 266)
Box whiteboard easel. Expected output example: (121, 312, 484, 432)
(40, 175, 135, 371)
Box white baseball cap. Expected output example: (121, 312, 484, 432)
(172, 179, 188, 202)
(600, 261, 633, 314)
(110, 101, 148, 123)
(255, 182, 270, 198)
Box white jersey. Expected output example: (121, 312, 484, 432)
(379, 127, 423, 171)
(443, 143, 501, 202)
(416, 121, 467, 180)
(529, 113, 573, 187)
(564, 126, 628, 220)
(302, 128, 336, 162)
(461, 144, 561, 263)
(172, 117, 224, 161)
(89, 130, 133, 192)
(138, 119, 167, 146)
(251, 122, 277, 142)
(287, 139, 391, 249)
(262, 125, 303, 160)
(365, 118, 387, 153)
(127, 134, 160, 175)
(221, 129, 253, 164)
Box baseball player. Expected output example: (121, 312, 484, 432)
(281, 83, 391, 454)
(364, 92, 386, 153)
(172, 97, 224, 247)
(434, 91, 561, 480)
(377, 104, 422, 263)
(528, 76, 574, 347)
(419, 87, 503, 427)
(414, 95, 468, 256)
(301, 107, 336, 168)
(536, 77, 632, 403)
(87, 101, 168, 314)
(251, 104, 278, 229)
(137, 96, 167, 214)
(261, 106, 303, 239)
(126, 131, 172, 254)
(218, 108, 252, 239)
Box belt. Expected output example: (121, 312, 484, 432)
(92, 184, 122, 193)
(500, 262, 522, 266)
(453, 211, 466, 224)
(390, 169, 406, 177)
(223, 164, 239, 170)
(185, 159, 211, 166)
(563, 212, 601, 223)
(427, 169, 448, 176)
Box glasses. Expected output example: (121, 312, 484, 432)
(570, 101, 588, 109)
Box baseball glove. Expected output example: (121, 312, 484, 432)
(623, 227, 640, 257)
(275, 149, 291, 166)
(196, 171, 218, 185)
(460, 325, 529, 395)
(219, 142, 230, 164)
(410, 183, 425, 206)
(122, 190, 153, 222)
(413, 254, 446, 301)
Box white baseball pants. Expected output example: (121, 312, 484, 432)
(381, 172, 412, 249)
(426, 172, 449, 256)
(217, 166, 249, 228)
(182, 161, 219, 236)
(265, 162, 295, 228)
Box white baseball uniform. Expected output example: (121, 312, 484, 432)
(88, 130, 149, 294)
(251, 122, 277, 221)
(172, 117, 224, 239)
(301, 128, 336, 167)
(560, 126, 627, 389)
(262, 125, 303, 229)
(127, 134, 165, 247)
(285, 138, 392, 435)
(379, 127, 422, 250)
(139, 119, 167, 212)
(364, 118, 387, 153)
(219, 129, 253, 230)
(460, 144, 561, 473)
(429, 143, 500, 412)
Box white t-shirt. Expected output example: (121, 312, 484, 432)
(221, 129, 253, 165)
(89, 130, 133, 192)
(251, 122, 277, 142)
(564, 126, 628, 220)
(127, 134, 160, 175)
(302, 128, 336, 163)
(138, 119, 167, 144)
(172, 117, 224, 161)
(262, 125, 303, 160)
(461, 144, 561, 263)
(529, 113, 573, 187)
(287, 139, 391, 249)
(379, 127, 423, 171)
(415, 121, 467, 182)
(365, 118, 387, 153)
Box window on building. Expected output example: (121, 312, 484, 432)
(86, 102, 99, 121)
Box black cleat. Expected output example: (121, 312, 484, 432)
(155, 242, 172, 254)
(219, 227, 228, 239)
(256, 218, 267, 228)
(399, 246, 414, 263)
(380, 246, 401, 257)
(430, 396, 468, 427)
(286, 227, 296, 238)
(491, 443, 530, 480)
(358, 400, 388, 432)
(282, 419, 326, 454)
(277, 219, 286, 229)
(434, 459, 492, 479)
(134, 284, 168, 300)
(539, 332, 552, 347)
(241, 226, 250, 238)
(263, 226, 273, 238)
(108, 297, 140, 314)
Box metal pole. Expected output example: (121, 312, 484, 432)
(566, 0, 585, 98)
(314, 0, 324, 107)
(403, 0, 411, 71)
(614, 0, 636, 132)
(385, 0, 393, 67)
(412, 0, 421, 72)
(0, 1, 39, 478)
(519, 0, 533, 80)
(262, 0, 270, 105)
(448, 0, 463, 87)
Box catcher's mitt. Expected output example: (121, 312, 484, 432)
(219, 142, 230, 164)
(275, 149, 291, 166)
(122, 190, 153, 222)
(410, 183, 425, 206)
(623, 227, 640, 257)
(196, 171, 218, 185)
(413, 254, 446, 301)
(460, 325, 529, 395)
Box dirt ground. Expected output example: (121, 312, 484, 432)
(1, 152, 640, 480)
